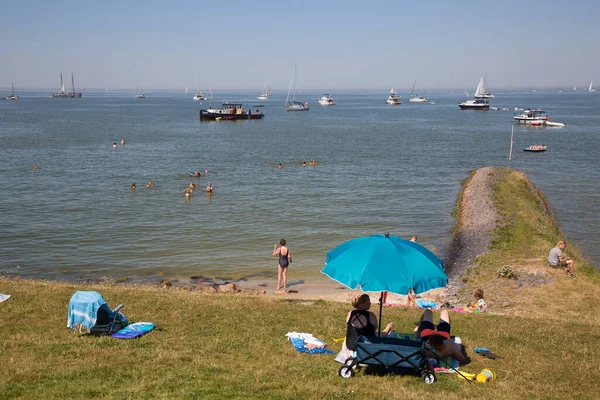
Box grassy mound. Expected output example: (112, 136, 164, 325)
(1, 167, 598, 399)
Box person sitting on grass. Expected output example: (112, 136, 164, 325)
(548, 240, 576, 277)
(415, 309, 468, 364)
(466, 288, 487, 313)
(345, 294, 393, 351)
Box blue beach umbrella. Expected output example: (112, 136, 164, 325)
(321, 233, 447, 333)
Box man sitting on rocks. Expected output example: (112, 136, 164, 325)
(548, 240, 575, 277)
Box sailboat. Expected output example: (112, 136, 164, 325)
(409, 81, 428, 102)
(193, 78, 205, 100)
(267, 85, 272, 97)
(474, 76, 494, 98)
(589, 81, 596, 92)
(5, 83, 19, 100)
(135, 77, 145, 99)
(52, 73, 67, 97)
(285, 63, 309, 111)
(257, 85, 268, 100)
(52, 73, 82, 98)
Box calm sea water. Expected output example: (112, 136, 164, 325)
(1, 90, 598, 283)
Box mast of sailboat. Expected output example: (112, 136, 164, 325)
(411, 81, 416, 97)
(71, 73, 75, 95)
(293, 63, 297, 102)
(286, 63, 296, 106)
(60, 73, 65, 92)
(12, 82, 15, 96)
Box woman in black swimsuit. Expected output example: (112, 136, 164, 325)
(345, 294, 393, 351)
(273, 239, 292, 290)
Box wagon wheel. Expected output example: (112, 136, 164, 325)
(421, 371, 436, 384)
(343, 357, 357, 369)
(339, 365, 355, 379)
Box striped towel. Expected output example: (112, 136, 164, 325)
(0, 294, 11, 303)
(67, 291, 126, 331)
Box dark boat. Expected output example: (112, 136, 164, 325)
(253, 104, 265, 107)
(523, 146, 547, 152)
(458, 98, 489, 110)
(199, 102, 264, 121)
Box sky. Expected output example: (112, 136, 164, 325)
(1, 0, 598, 91)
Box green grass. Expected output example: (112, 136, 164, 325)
(2, 167, 599, 399)
(1, 275, 599, 400)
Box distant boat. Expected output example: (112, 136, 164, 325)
(386, 88, 401, 105)
(5, 83, 19, 100)
(573, 86, 577, 91)
(458, 77, 489, 110)
(589, 81, 596, 92)
(318, 93, 335, 105)
(514, 109, 549, 124)
(267, 84, 272, 96)
(135, 77, 145, 99)
(474, 76, 494, 99)
(53, 73, 82, 98)
(193, 78, 205, 100)
(409, 81, 428, 103)
(257, 86, 268, 100)
(285, 63, 309, 111)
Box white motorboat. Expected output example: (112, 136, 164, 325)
(474, 76, 494, 99)
(318, 93, 335, 105)
(134, 77, 145, 99)
(193, 78, 206, 100)
(5, 83, 19, 100)
(409, 81, 428, 102)
(589, 81, 596, 92)
(513, 109, 548, 124)
(285, 63, 309, 111)
(386, 88, 401, 105)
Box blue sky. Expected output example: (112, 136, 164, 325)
(1, 0, 598, 91)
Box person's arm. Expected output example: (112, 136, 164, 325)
(288, 251, 292, 263)
(272, 245, 280, 256)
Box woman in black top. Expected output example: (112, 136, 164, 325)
(345, 294, 393, 351)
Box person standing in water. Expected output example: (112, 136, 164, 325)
(273, 239, 292, 290)
(121, 138, 125, 146)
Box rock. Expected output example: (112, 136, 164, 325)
(288, 290, 298, 294)
(217, 283, 238, 293)
(190, 275, 204, 280)
(158, 279, 172, 288)
(273, 289, 287, 295)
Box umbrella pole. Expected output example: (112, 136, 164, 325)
(378, 291, 383, 336)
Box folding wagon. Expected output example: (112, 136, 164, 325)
(338, 336, 436, 384)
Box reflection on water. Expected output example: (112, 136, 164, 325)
(0, 90, 598, 283)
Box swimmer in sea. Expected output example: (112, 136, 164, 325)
(205, 169, 209, 174)
(189, 181, 196, 189)
(206, 183, 213, 193)
(193, 171, 201, 178)
(278, 163, 283, 169)
(131, 183, 136, 190)
(113, 143, 117, 150)
(121, 138, 125, 146)
(184, 187, 191, 197)
(302, 161, 307, 167)
(33, 165, 38, 171)
(146, 181, 152, 188)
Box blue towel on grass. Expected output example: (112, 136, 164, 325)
(416, 299, 439, 309)
(289, 337, 335, 354)
(67, 291, 127, 331)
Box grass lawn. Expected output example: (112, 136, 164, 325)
(1, 168, 599, 399)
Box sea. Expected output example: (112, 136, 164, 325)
(1, 89, 599, 285)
